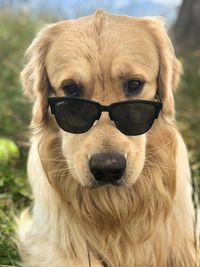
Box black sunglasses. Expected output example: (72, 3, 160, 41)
(48, 97, 162, 136)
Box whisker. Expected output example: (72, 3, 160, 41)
(144, 161, 176, 170)
(47, 163, 88, 174)
(145, 140, 175, 160)
(47, 168, 73, 174)
(41, 158, 67, 162)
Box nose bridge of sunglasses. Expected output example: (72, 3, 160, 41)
(100, 104, 115, 121)
(92, 105, 113, 126)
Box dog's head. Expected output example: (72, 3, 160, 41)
(21, 11, 181, 228)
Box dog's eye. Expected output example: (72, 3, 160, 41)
(124, 80, 144, 95)
(62, 83, 80, 97)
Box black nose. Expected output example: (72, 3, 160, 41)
(89, 152, 126, 184)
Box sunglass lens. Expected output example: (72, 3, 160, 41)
(111, 103, 157, 135)
(54, 100, 99, 134)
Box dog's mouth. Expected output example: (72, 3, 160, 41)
(90, 179, 124, 189)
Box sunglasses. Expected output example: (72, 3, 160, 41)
(48, 97, 162, 136)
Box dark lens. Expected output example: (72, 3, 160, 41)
(111, 102, 157, 135)
(54, 99, 99, 134)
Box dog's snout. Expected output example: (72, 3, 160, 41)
(89, 153, 126, 184)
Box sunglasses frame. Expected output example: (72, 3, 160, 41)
(48, 96, 163, 135)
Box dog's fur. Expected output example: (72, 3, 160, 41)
(18, 11, 196, 267)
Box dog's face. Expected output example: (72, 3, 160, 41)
(45, 14, 161, 188)
(22, 11, 181, 224)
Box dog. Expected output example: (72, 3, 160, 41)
(18, 10, 197, 267)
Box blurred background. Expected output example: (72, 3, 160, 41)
(0, 0, 199, 265)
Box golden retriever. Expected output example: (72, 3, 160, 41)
(18, 10, 197, 267)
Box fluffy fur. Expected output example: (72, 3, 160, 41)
(18, 11, 197, 267)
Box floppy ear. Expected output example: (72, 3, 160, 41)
(145, 17, 182, 118)
(21, 24, 55, 128)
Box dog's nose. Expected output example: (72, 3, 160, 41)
(89, 153, 126, 183)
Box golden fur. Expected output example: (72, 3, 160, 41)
(18, 11, 197, 266)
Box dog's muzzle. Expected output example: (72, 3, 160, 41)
(89, 152, 126, 186)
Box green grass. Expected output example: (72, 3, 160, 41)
(0, 10, 37, 266)
(0, 158, 32, 266)
(0, 10, 199, 267)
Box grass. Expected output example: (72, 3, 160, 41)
(0, 10, 36, 266)
(0, 10, 200, 267)
(0, 158, 31, 266)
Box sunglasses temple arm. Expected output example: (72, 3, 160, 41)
(155, 94, 161, 102)
(47, 100, 55, 114)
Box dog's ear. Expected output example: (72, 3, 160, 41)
(145, 17, 182, 118)
(21, 24, 55, 128)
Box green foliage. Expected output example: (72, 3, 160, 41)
(0, 206, 20, 266)
(0, 11, 36, 266)
(0, 138, 20, 163)
(0, 158, 32, 266)
(175, 52, 200, 148)
(0, 11, 35, 139)
(175, 52, 200, 198)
